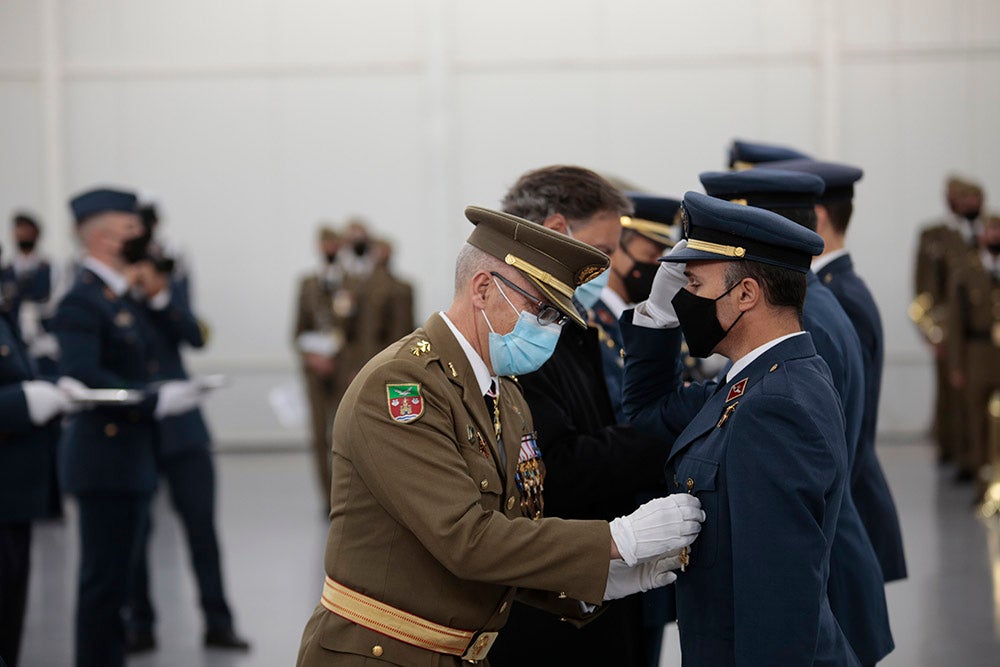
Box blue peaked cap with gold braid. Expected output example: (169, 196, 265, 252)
(660, 191, 824, 273)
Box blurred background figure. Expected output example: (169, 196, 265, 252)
(3, 213, 59, 377)
(337, 217, 374, 280)
(0, 238, 71, 667)
(354, 238, 415, 364)
(912, 177, 987, 475)
(294, 225, 355, 509)
(945, 214, 1000, 498)
(137, 194, 193, 303)
(123, 236, 250, 653)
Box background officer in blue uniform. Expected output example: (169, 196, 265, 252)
(0, 240, 72, 667)
(7, 214, 60, 378)
(124, 253, 250, 652)
(593, 192, 678, 421)
(764, 157, 908, 583)
(51, 187, 206, 667)
(621, 192, 860, 666)
(699, 168, 893, 665)
(490, 166, 677, 667)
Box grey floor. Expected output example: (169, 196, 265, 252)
(18, 439, 1000, 666)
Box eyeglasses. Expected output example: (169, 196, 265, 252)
(490, 272, 568, 327)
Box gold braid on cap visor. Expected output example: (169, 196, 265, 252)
(685, 239, 746, 258)
(504, 254, 575, 298)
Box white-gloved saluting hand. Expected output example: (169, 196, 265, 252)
(22, 380, 73, 425)
(603, 552, 683, 601)
(154, 380, 203, 419)
(609, 493, 704, 566)
(633, 239, 688, 329)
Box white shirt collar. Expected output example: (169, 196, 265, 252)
(82, 256, 129, 296)
(439, 312, 495, 396)
(726, 331, 806, 384)
(811, 248, 849, 273)
(599, 286, 629, 319)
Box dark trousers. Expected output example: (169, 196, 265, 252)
(75, 494, 149, 667)
(127, 448, 233, 634)
(0, 523, 31, 667)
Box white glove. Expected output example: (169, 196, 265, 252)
(633, 239, 688, 329)
(603, 554, 681, 601)
(154, 380, 203, 418)
(610, 494, 705, 566)
(22, 380, 72, 425)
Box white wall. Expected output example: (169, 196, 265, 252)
(1, 0, 998, 445)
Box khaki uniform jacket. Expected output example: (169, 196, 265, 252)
(294, 272, 362, 392)
(349, 266, 415, 382)
(946, 250, 1000, 373)
(297, 314, 611, 666)
(913, 222, 970, 341)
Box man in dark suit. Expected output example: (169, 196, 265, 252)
(698, 168, 894, 665)
(0, 241, 72, 667)
(765, 157, 908, 583)
(124, 255, 249, 652)
(621, 192, 861, 666)
(51, 187, 206, 667)
(489, 166, 677, 667)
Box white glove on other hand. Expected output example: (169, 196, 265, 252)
(154, 380, 203, 419)
(22, 380, 72, 425)
(609, 494, 705, 566)
(603, 555, 680, 601)
(633, 239, 688, 329)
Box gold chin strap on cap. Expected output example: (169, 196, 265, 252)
(504, 254, 574, 298)
(686, 239, 746, 258)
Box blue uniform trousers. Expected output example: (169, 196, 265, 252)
(0, 523, 30, 667)
(75, 495, 149, 667)
(127, 448, 232, 633)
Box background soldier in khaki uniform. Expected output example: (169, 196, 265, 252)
(350, 238, 415, 379)
(296, 206, 705, 666)
(946, 215, 1000, 488)
(294, 227, 360, 506)
(911, 177, 987, 471)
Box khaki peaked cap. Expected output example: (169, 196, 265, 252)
(464, 205, 609, 328)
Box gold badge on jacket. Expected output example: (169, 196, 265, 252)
(114, 309, 134, 328)
(387, 383, 424, 423)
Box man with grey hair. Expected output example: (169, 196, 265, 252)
(490, 166, 676, 667)
(296, 206, 704, 666)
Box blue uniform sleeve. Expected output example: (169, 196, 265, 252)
(619, 310, 714, 440)
(726, 394, 841, 666)
(0, 384, 34, 434)
(148, 290, 206, 349)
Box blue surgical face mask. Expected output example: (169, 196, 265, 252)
(574, 268, 609, 310)
(482, 279, 562, 376)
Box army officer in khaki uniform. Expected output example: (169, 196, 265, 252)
(297, 206, 704, 665)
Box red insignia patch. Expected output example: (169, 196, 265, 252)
(725, 378, 748, 403)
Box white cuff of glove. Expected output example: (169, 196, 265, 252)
(148, 288, 172, 311)
(154, 380, 203, 419)
(610, 494, 705, 566)
(22, 380, 71, 425)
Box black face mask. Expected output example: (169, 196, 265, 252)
(621, 261, 659, 304)
(671, 282, 744, 358)
(987, 243, 1000, 256)
(352, 240, 369, 257)
(964, 210, 981, 222)
(18, 239, 36, 253)
(324, 252, 338, 265)
(121, 235, 150, 264)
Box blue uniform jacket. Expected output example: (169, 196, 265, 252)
(51, 269, 159, 496)
(0, 310, 61, 522)
(0, 261, 52, 320)
(803, 272, 894, 663)
(590, 299, 627, 422)
(621, 319, 859, 667)
(145, 289, 211, 458)
(817, 253, 907, 582)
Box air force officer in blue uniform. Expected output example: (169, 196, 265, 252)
(52, 188, 205, 667)
(764, 158, 908, 584)
(620, 193, 859, 666)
